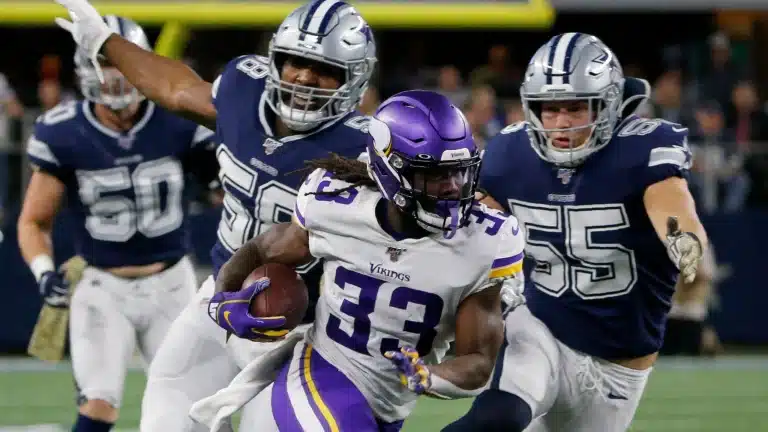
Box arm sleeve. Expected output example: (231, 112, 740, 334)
(26, 122, 69, 180)
(642, 123, 692, 187)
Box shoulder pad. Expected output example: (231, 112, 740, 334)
(212, 54, 269, 105)
(615, 116, 691, 186)
(28, 101, 81, 175)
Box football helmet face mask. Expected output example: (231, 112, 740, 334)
(266, 0, 377, 132)
(366, 90, 481, 239)
(521, 32, 625, 166)
(74, 15, 151, 111)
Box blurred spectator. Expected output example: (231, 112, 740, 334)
(649, 70, 692, 125)
(695, 32, 743, 111)
(729, 80, 768, 207)
(38, 79, 63, 111)
(433, 65, 469, 108)
(462, 85, 502, 149)
(689, 101, 750, 214)
(504, 98, 525, 125)
(0, 72, 24, 224)
(728, 79, 768, 148)
(360, 85, 380, 116)
(469, 45, 520, 99)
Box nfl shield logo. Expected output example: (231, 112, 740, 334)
(263, 138, 283, 155)
(386, 247, 406, 262)
(557, 168, 574, 185)
(117, 135, 134, 150)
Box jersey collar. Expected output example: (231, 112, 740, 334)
(82, 100, 156, 139)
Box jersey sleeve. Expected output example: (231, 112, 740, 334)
(26, 118, 70, 180)
(487, 214, 525, 282)
(212, 55, 266, 112)
(638, 121, 692, 187)
(461, 211, 526, 302)
(191, 124, 215, 147)
(478, 125, 524, 212)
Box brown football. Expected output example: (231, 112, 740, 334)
(243, 263, 308, 331)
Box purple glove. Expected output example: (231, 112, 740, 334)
(207, 277, 288, 341)
(384, 346, 431, 395)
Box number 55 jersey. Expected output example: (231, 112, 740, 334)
(293, 168, 526, 422)
(480, 116, 692, 360)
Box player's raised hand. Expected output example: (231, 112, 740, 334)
(385, 346, 431, 395)
(53, 0, 114, 83)
(207, 277, 289, 342)
(665, 216, 703, 284)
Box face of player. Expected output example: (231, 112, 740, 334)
(280, 55, 344, 110)
(540, 100, 593, 149)
(98, 66, 141, 117)
(412, 168, 467, 200)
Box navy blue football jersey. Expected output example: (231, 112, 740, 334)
(209, 55, 368, 319)
(480, 116, 691, 359)
(27, 100, 214, 268)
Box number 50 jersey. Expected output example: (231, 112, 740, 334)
(26, 100, 214, 267)
(294, 168, 525, 422)
(480, 116, 692, 360)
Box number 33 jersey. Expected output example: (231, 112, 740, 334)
(480, 116, 692, 360)
(294, 168, 525, 422)
(26, 100, 214, 267)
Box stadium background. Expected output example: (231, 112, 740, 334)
(0, 1, 767, 431)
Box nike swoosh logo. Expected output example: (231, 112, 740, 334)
(607, 392, 628, 400)
(223, 311, 235, 331)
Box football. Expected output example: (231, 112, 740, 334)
(243, 263, 308, 331)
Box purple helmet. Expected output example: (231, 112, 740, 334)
(366, 90, 481, 237)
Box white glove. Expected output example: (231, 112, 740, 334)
(500, 276, 526, 314)
(665, 216, 703, 284)
(54, 0, 115, 83)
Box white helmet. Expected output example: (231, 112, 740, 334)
(265, 1, 377, 131)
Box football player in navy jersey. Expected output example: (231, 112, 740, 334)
(444, 33, 708, 432)
(18, 16, 216, 432)
(53, 0, 376, 430)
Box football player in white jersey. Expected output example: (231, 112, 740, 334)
(53, 0, 377, 430)
(209, 90, 526, 430)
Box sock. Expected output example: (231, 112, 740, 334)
(72, 414, 114, 432)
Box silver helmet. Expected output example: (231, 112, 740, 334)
(521, 33, 625, 166)
(266, 0, 377, 132)
(74, 15, 151, 111)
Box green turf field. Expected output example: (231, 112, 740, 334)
(1, 357, 766, 431)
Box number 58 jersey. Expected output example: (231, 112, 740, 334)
(294, 168, 525, 422)
(480, 116, 692, 360)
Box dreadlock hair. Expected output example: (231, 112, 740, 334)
(291, 153, 378, 198)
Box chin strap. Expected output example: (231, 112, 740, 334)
(443, 206, 460, 240)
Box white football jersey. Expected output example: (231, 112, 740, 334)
(293, 168, 525, 422)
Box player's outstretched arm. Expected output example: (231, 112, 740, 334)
(53, 0, 216, 128)
(101, 35, 216, 129)
(215, 222, 313, 294)
(644, 177, 708, 283)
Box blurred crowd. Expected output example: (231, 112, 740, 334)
(1, 29, 767, 219)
